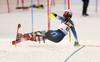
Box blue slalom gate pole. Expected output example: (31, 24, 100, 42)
(47, 0, 51, 30)
(31, 0, 33, 32)
(49, 0, 51, 30)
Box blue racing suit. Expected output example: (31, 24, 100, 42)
(45, 15, 78, 42)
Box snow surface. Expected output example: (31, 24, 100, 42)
(0, 4, 100, 62)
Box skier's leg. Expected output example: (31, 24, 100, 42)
(23, 30, 46, 38)
(23, 33, 33, 40)
(35, 30, 47, 36)
(23, 30, 47, 43)
(30, 36, 46, 42)
(45, 29, 65, 43)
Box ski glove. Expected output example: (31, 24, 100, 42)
(52, 13, 57, 17)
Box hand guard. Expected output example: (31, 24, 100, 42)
(49, 13, 57, 18)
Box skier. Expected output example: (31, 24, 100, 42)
(12, 9, 79, 46)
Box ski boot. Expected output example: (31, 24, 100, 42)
(12, 33, 23, 45)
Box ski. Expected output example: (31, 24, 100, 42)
(12, 24, 22, 46)
(12, 24, 46, 45)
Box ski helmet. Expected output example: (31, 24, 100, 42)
(63, 9, 72, 18)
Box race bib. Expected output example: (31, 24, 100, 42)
(59, 23, 70, 35)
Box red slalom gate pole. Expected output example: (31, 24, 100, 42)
(51, 0, 55, 6)
(68, 0, 70, 9)
(53, 0, 55, 6)
(38, 0, 40, 6)
(7, 0, 10, 13)
(47, 0, 50, 30)
(17, 0, 19, 6)
(22, 0, 24, 10)
(68, 0, 71, 42)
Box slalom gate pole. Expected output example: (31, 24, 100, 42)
(69, 31, 71, 42)
(68, 0, 70, 9)
(65, 0, 67, 10)
(17, 0, 19, 6)
(38, 0, 40, 6)
(47, 0, 49, 30)
(96, 0, 98, 14)
(51, 0, 52, 6)
(47, 0, 51, 30)
(53, 0, 55, 6)
(22, 0, 24, 10)
(31, 0, 34, 32)
(7, 0, 10, 13)
(68, 0, 71, 42)
(51, 0, 55, 6)
(49, 0, 51, 29)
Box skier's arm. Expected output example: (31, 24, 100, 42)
(71, 27, 78, 41)
(57, 15, 66, 22)
(51, 13, 66, 22)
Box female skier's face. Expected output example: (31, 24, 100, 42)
(65, 15, 71, 22)
(66, 16, 71, 21)
(63, 14, 71, 22)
